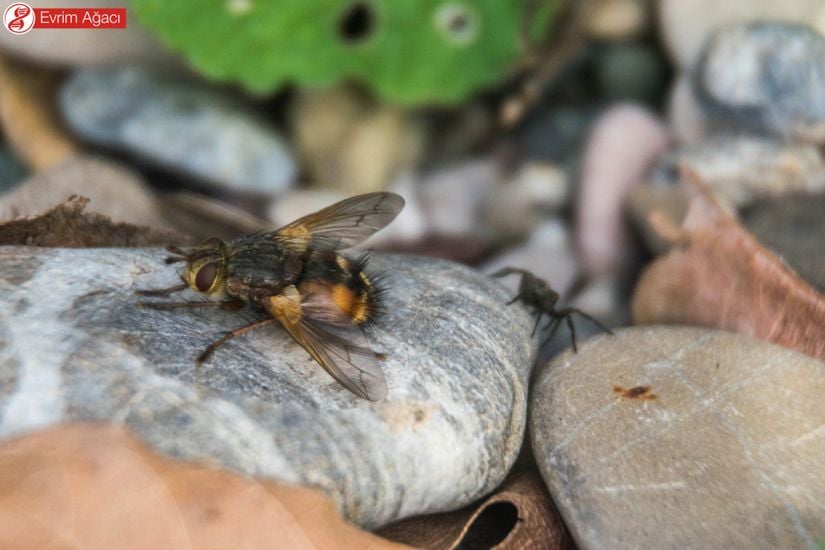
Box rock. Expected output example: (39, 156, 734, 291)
(649, 136, 825, 208)
(742, 192, 825, 293)
(667, 73, 707, 145)
(482, 220, 578, 299)
(0, 1, 177, 67)
(424, 102, 494, 165)
(586, 0, 649, 41)
(418, 159, 499, 241)
(0, 146, 27, 193)
(659, 0, 825, 70)
(291, 87, 423, 194)
(520, 104, 602, 163)
(577, 104, 670, 278)
(627, 135, 825, 254)
(694, 23, 825, 144)
(481, 162, 569, 242)
(596, 43, 668, 105)
(0, 247, 537, 529)
(0, 57, 80, 171)
(0, 156, 168, 228)
(531, 326, 825, 549)
(59, 67, 296, 195)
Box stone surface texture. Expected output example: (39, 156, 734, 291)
(0, 247, 536, 528)
(531, 326, 825, 549)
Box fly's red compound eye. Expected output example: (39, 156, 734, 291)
(195, 262, 218, 292)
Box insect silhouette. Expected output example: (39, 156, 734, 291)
(492, 267, 613, 352)
(137, 192, 404, 401)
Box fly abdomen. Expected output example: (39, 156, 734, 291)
(300, 252, 386, 326)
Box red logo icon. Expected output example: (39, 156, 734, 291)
(4, 3, 35, 34)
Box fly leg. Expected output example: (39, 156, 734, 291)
(138, 299, 245, 310)
(135, 282, 188, 296)
(197, 318, 276, 365)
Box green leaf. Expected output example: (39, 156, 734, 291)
(131, 0, 560, 105)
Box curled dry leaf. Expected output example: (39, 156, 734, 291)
(379, 471, 574, 550)
(0, 423, 410, 550)
(0, 55, 79, 170)
(632, 169, 825, 361)
(0, 194, 189, 247)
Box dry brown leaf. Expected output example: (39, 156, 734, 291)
(0, 55, 79, 170)
(632, 169, 825, 361)
(0, 423, 410, 550)
(0, 194, 189, 247)
(379, 471, 574, 550)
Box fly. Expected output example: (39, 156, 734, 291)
(137, 192, 405, 401)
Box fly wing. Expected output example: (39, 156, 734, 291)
(272, 192, 404, 253)
(264, 286, 388, 401)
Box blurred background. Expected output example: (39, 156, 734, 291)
(1, 0, 824, 339)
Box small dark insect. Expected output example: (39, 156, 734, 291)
(136, 192, 405, 401)
(492, 267, 613, 352)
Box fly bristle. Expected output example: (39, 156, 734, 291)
(358, 268, 390, 327)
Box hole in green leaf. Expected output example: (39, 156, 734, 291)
(338, 1, 375, 44)
(435, 3, 479, 46)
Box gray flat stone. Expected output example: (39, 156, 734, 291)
(0, 246, 535, 528)
(59, 67, 295, 195)
(531, 326, 825, 549)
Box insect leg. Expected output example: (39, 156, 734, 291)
(565, 314, 578, 353)
(135, 282, 188, 296)
(555, 307, 614, 335)
(531, 311, 544, 336)
(540, 316, 563, 349)
(139, 299, 245, 310)
(196, 318, 275, 365)
(506, 292, 525, 306)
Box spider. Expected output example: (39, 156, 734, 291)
(492, 267, 613, 352)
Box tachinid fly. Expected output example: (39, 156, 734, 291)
(137, 192, 404, 401)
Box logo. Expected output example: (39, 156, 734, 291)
(2, 4, 126, 33)
(3, 3, 35, 35)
